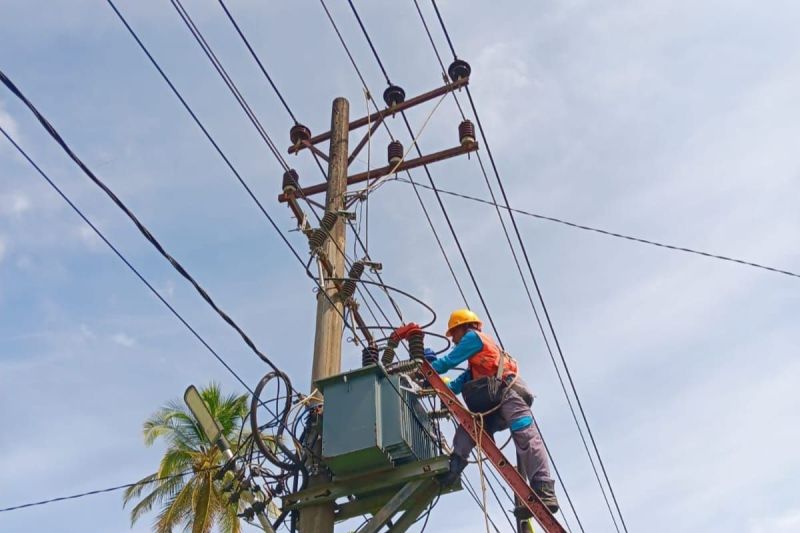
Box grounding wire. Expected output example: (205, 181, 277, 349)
(103, 0, 365, 348)
(429, 2, 630, 530)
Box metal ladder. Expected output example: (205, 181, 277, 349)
(418, 359, 567, 533)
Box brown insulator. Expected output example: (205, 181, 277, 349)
(289, 124, 311, 145)
(381, 339, 398, 367)
(308, 211, 338, 252)
(362, 346, 379, 367)
(459, 119, 476, 146)
(387, 140, 403, 166)
(408, 330, 425, 360)
(383, 85, 406, 108)
(282, 169, 300, 193)
(448, 59, 472, 82)
(340, 261, 365, 301)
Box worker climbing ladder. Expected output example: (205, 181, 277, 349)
(416, 359, 567, 533)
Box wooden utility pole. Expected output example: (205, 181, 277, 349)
(298, 97, 349, 533)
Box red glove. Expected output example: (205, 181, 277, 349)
(390, 322, 422, 343)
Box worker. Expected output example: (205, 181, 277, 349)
(432, 309, 559, 514)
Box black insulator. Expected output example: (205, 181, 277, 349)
(448, 59, 472, 82)
(340, 261, 365, 301)
(408, 331, 425, 360)
(348, 261, 365, 279)
(362, 346, 380, 367)
(459, 119, 476, 146)
(308, 211, 338, 251)
(282, 169, 300, 193)
(381, 339, 398, 367)
(383, 85, 406, 108)
(320, 211, 337, 232)
(387, 140, 403, 166)
(289, 124, 311, 145)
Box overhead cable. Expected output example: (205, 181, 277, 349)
(428, 2, 630, 530)
(317, 0, 471, 306)
(0, 126, 256, 395)
(103, 0, 365, 346)
(395, 178, 800, 281)
(0, 468, 209, 514)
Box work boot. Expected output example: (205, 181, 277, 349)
(438, 453, 468, 486)
(532, 479, 560, 514)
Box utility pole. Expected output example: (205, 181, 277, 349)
(298, 97, 350, 533)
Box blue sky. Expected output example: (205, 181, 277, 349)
(2, 1, 799, 532)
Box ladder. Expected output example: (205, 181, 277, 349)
(418, 359, 567, 533)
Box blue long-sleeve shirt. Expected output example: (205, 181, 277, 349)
(431, 330, 484, 394)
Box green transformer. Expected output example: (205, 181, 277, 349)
(317, 364, 439, 476)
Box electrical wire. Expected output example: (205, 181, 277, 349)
(338, 4, 589, 531)
(103, 0, 365, 349)
(0, 467, 217, 514)
(317, 0, 471, 306)
(344, 0, 506, 349)
(428, 2, 630, 530)
(0, 67, 318, 375)
(0, 115, 256, 397)
(394, 178, 800, 281)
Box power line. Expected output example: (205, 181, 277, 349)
(0, 125, 267, 399)
(169, 0, 401, 335)
(102, 0, 365, 349)
(0, 67, 305, 375)
(0, 468, 209, 514)
(344, 0, 505, 347)
(395, 178, 800, 281)
(337, 4, 583, 531)
(427, 2, 630, 530)
(317, 0, 471, 306)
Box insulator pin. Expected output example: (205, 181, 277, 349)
(308, 211, 338, 252)
(459, 119, 476, 146)
(408, 331, 425, 360)
(383, 85, 406, 108)
(429, 409, 451, 420)
(290, 124, 312, 146)
(362, 346, 380, 367)
(448, 59, 472, 82)
(387, 140, 403, 166)
(282, 169, 300, 193)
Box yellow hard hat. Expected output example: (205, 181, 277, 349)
(446, 309, 482, 337)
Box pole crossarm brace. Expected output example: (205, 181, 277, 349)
(417, 360, 568, 533)
(278, 142, 478, 202)
(287, 77, 469, 155)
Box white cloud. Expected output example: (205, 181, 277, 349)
(111, 332, 136, 348)
(750, 508, 800, 533)
(0, 236, 6, 264)
(0, 192, 31, 216)
(77, 224, 103, 251)
(0, 101, 19, 140)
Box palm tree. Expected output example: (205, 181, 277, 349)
(123, 383, 249, 533)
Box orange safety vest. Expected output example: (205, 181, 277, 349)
(468, 331, 519, 380)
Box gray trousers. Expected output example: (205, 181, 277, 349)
(453, 380, 552, 482)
